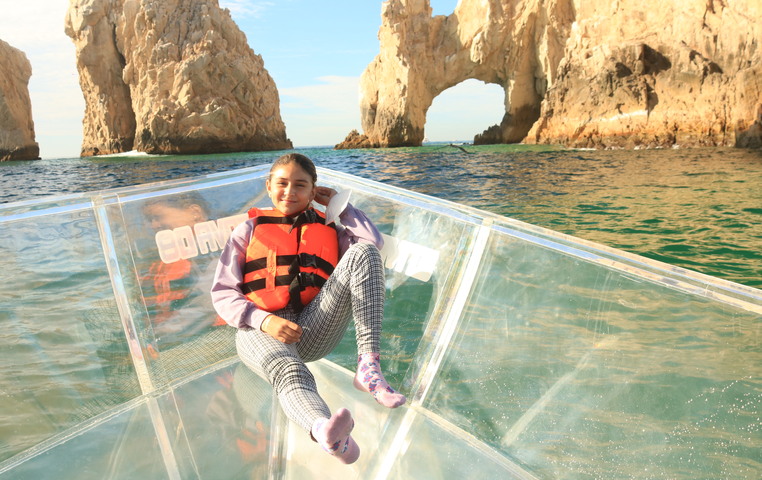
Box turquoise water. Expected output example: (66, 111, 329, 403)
(2, 145, 760, 287)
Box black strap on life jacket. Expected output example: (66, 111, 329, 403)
(241, 272, 327, 296)
(243, 253, 335, 278)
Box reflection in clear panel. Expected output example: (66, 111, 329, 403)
(110, 176, 272, 388)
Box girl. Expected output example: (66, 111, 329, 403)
(211, 153, 405, 464)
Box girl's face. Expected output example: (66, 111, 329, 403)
(266, 162, 315, 216)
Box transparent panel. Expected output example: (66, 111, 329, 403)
(425, 224, 762, 478)
(381, 412, 531, 480)
(104, 173, 276, 388)
(1, 165, 759, 479)
(316, 175, 480, 391)
(0, 362, 275, 480)
(0, 204, 141, 464)
(172, 362, 275, 479)
(0, 401, 169, 480)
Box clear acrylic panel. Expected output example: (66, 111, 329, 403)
(0, 401, 170, 480)
(317, 178, 480, 391)
(0, 362, 275, 480)
(379, 411, 532, 480)
(0, 204, 141, 464)
(423, 223, 762, 478)
(0, 164, 759, 479)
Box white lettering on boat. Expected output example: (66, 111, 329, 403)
(155, 214, 248, 264)
(380, 233, 439, 282)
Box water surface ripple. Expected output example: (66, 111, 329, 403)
(1, 145, 760, 287)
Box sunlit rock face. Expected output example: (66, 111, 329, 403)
(347, 0, 762, 149)
(65, 0, 292, 157)
(526, 0, 762, 149)
(0, 39, 40, 161)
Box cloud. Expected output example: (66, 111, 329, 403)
(219, 0, 275, 19)
(1, 2, 84, 158)
(278, 76, 362, 146)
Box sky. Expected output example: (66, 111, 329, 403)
(0, 0, 506, 158)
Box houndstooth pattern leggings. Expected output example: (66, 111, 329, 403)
(235, 242, 385, 432)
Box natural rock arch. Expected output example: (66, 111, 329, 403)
(338, 0, 762, 150)
(340, 0, 574, 149)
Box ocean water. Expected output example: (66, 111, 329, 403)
(1, 144, 760, 287)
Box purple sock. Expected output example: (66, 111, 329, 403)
(353, 353, 407, 408)
(311, 408, 360, 464)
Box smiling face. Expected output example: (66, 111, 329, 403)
(266, 161, 316, 216)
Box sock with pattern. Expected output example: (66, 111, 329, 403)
(353, 352, 407, 408)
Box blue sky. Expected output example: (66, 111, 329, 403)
(1, 1, 505, 158)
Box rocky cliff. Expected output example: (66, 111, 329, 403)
(65, 0, 292, 156)
(339, 0, 761, 149)
(0, 40, 40, 161)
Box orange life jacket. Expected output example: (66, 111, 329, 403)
(242, 207, 338, 312)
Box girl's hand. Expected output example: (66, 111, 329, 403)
(261, 314, 302, 344)
(313, 186, 337, 206)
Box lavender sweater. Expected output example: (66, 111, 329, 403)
(210, 203, 383, 330)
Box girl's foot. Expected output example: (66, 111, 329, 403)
(311, 408, 360, 464)
(354, 353, 407, 408)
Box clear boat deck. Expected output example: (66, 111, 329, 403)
(0, 166, 759, 479)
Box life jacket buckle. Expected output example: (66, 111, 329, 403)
(295, 271, 321, 288)
(299, 253, 319, 269)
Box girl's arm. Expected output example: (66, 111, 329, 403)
(316, 186, 384, 254)
(210, 220, 271, 330)
(337, 203, 384, 252)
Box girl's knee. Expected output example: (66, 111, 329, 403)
(263, 354, 315, 394)
(345, 242, 382, 267)
(348, 242, 378, 256)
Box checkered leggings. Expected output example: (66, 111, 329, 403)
(235, 242, 384, 432)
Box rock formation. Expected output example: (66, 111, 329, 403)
(0, 40, 40, 161)
(65, 0, 292, 156)
(338, 0, 762, 149)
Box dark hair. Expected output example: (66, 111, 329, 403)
(270, 153, 318, 184)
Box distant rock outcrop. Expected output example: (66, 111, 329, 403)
(0, 39, 40, 161)
(335, 129, 374, 149)
(341, 0, 762, 150)
(65, 0, 292, 156)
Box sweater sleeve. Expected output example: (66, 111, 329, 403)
(210, 219, 270, 330)
(336, 202, 384, 255)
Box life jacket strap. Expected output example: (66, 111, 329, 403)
(242, 272, 328, 313)
(244, 253, 335, 276)
(252, 216, 292, 226)
(289, 209, 325, 232)
(297, 253, 335, 275)
(242, 275, 293, 294)
(288, 272, 327, 313)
